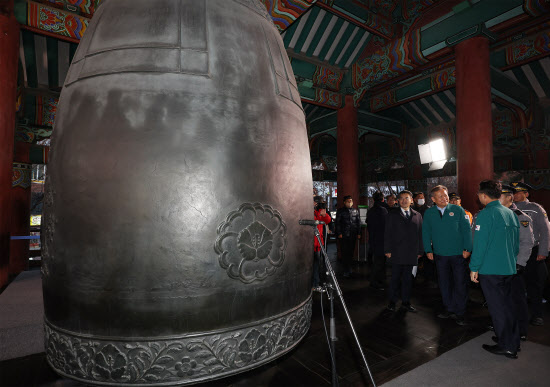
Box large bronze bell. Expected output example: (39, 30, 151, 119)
(41, 0, 313, 384)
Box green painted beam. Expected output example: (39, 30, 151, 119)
(298, 84, 316, 100)
(358, 110, 401, 137)
(14, 0, 26, 24)
(291, 58, 318, 80)
(421, 0, 523, 51)
(395, 78, 432, 102)
(490, 49, 507, 69)
(309, 111, 338, 134)
(491, 66, 531, 108)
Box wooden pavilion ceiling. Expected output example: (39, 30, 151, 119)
(12, 0, 550, 146)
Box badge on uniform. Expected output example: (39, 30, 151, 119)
(449, 212, 454, 216)
(520, 221, 530, 227)
(545, 213, 548, 218)
(465, 215, 469, 220)
(475, 225, 481, 231)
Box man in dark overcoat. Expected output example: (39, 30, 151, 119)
(336, 195, 361, 277)
(367, 191, 388, 290)
(384, 190, 424, 312)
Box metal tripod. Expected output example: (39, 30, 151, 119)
(312, 226, 377, 387)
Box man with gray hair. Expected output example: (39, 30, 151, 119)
(423, 185, 472, 325)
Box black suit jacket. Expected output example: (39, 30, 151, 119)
(384, 208, 424, 265)
(366, 201, 388, 256)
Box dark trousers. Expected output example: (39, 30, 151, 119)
(313, 251, 321, 287)
(341, 238, 356, 274)
(511, 273, 529, 336)
(435, 254, 469, 316)
(389, 264, 414, 304)
(312, 251, 325, 287)
(480, 274, 520, 352)
(371, 254, 386, 287)
(423, 255, 437, 283)
(524, 246, 549, 319)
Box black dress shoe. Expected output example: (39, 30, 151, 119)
(401, 304, 417, 313)
(482, 344, 518, 359)
(387, 302, 396, 311)
(487, 324, 494, 331)
(521, 335, 527, 341)
(437, 311, 453, 319)
(492, 336, 521, 351)
(453, 315, 465, 326)
(530, 317, 544, 326)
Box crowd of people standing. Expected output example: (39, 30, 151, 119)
(313, 180, 550, 360)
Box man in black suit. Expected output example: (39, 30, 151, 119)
(367, 191, 389, 290)
(384, 190, 424, 312)
(336, 195, 361, 277)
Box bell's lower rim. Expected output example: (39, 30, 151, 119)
(45, 296, 312, 385)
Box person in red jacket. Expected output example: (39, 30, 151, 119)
(313, 202, 332, 291)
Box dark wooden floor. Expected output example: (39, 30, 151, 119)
(1, 245, 549, 386)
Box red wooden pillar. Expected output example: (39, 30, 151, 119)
(0, 2, 19, 287)
(455, 37, 493, 212)
(10, 142, 32, 275)
(337, 95, 359, 207)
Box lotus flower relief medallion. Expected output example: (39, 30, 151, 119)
(215, 203, 287, 283)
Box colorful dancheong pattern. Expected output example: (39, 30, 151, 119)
(12, 163, 33, 189)
(261, 0, 316, 31)
(315, 88, 342, 108)
(506, 29, 550, 66)
(28, 1, 89, 40)
(35, 97, 59, 127)
(312, 66, 344, 91)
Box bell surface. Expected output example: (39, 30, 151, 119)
(41, 0, 313, 385)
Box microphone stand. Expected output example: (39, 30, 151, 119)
(311, 224, 377, 387)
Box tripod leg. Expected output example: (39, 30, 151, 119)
(329, 289, 338, 387)
(315, 230, 377, 387)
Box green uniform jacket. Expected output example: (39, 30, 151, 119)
(470, 200, 519, 275)
(422, 204, 472, 256)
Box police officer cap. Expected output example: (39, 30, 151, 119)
(501, 184, 515, 194)
(510, 182, 532, 192)
(449, 192, 460, 199)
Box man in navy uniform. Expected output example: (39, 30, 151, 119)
(497, 184, 535, 343)
(511, 181, 550, 326)
(470, 180, 520, 359)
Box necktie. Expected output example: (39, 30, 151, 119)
(406, 210, 410, 219)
